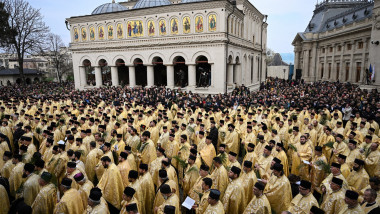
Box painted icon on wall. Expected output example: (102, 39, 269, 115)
(195, 16, 203, 33)
(90, 27, 95, 40)
(209, 14, 216, 31)
(159, 20, 166, 35)
(183, 17, 191, 34)
(148, 20, 155, 36)
(117, 23, 123, 39)
(74, 28, 79, 42)
(171, 18, 179, 34)
(81, 28, 87, 41)
(108, 25, 114, 39)
(127, 21, 143, 37)
(98, 26, 105, 40)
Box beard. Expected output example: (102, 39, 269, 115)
(104, 164, 109, 169)
(163, 195, 168, 200)
(22, 172, 27, 178)
(353, 166, 360, 171)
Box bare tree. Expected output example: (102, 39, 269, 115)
(1, 0, 49, 84)
(42, 33, 72, 83)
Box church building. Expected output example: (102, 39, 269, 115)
(66, 0, 268, 93)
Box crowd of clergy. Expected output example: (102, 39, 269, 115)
(0, 79, 379, 214)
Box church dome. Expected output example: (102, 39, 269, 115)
(181, 0, 209, 3)
(133, 0, 171, 9)
(92, 1, 128, 15)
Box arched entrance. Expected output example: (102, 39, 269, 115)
(196, 55, 211, 87)
(99, 59, 111, 86)
(116, 59, 129, 86)
(234, 56, 241, 85)
(34, 77, 39, 83)
(153, 57, 167, 86)
(83, 59, 94, 86)
(173, 56, 188, 87)
(134, 58, 147, 86)
(26, 78, 31, 85)
(16, 78, 22, 84)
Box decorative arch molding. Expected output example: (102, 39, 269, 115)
(169, 52, 189, 64)
(95, 55, 110, 65)
(111, 55, 128, 66)
(129, 54, 147, 64)
(80, 56, 95, 66)
(148, 52, 167, 64)
(191, 51, 213, 63)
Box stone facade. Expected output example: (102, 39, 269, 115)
(66, 0, 267, 93)
(293, 0, 380, 88)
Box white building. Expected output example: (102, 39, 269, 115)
(66, 0, 268, 93)
(292, 0, 380, 88)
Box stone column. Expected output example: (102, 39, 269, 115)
(303, 50, 309, 79)
(331, 45, 336, 81)
(147, 65, 154, 87)
(322, 50, 328, 80)
(227, 64, 234, 85)
(111, 66, 119, 86)
(339, 44, 344, 81)
(294, 50, 300, 70)
(349, 41, 356, 82)
(235, 64, 242, 86)
(166, 64, 174, 88)
(128, 65, 136, 87)
(360, 39, 367, 83)
(79, 66, 87, 86)
(95, 66, 102, 87)
(188, 64, 196, 87)
(369, 0, 380, 86)
(309, 44, 317, 81)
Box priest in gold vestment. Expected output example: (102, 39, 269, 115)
(138, 163, 155, 214)
(264, 163, 292, 214)
(54, 178, 85, 214)
(9, 154, 24, 197)
(204, 189, 225, 214)
(199, 136, 216, 168)
(156, 184, 180, 214)
(347, 158, 369, 193)
(210, 157, 228, 199)
(243, 182, 271, 214)
(21, 163, 41, 206)
(337, 190, 365, 214)
(97, 156, 124, 212)
(288, 180, 319, 214)
(320, 177, 346, 214)
(222, 166, 246, 214)
(32, 172, 57, 214)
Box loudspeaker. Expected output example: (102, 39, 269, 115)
(296, 69, 302, 80)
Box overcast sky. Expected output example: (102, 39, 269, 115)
(28, 0, 315, 53)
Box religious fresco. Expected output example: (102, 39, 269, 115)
(81, 28, 87, 41)
(159, 20, 166, 35)
(74, 28, 79, 42)
(171, 18, 179, 35)
(117, 23, 123, 39)
(209, 14, 217, 31)
(90, 27, 95, 41)
(183, 16, 191, 34)
(195, 16, 203, 33)
(148, 20, 155, 36)
(108, 25, 114, 39)
(98, 26, 105, 40)
(127, 21, 143, 37)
